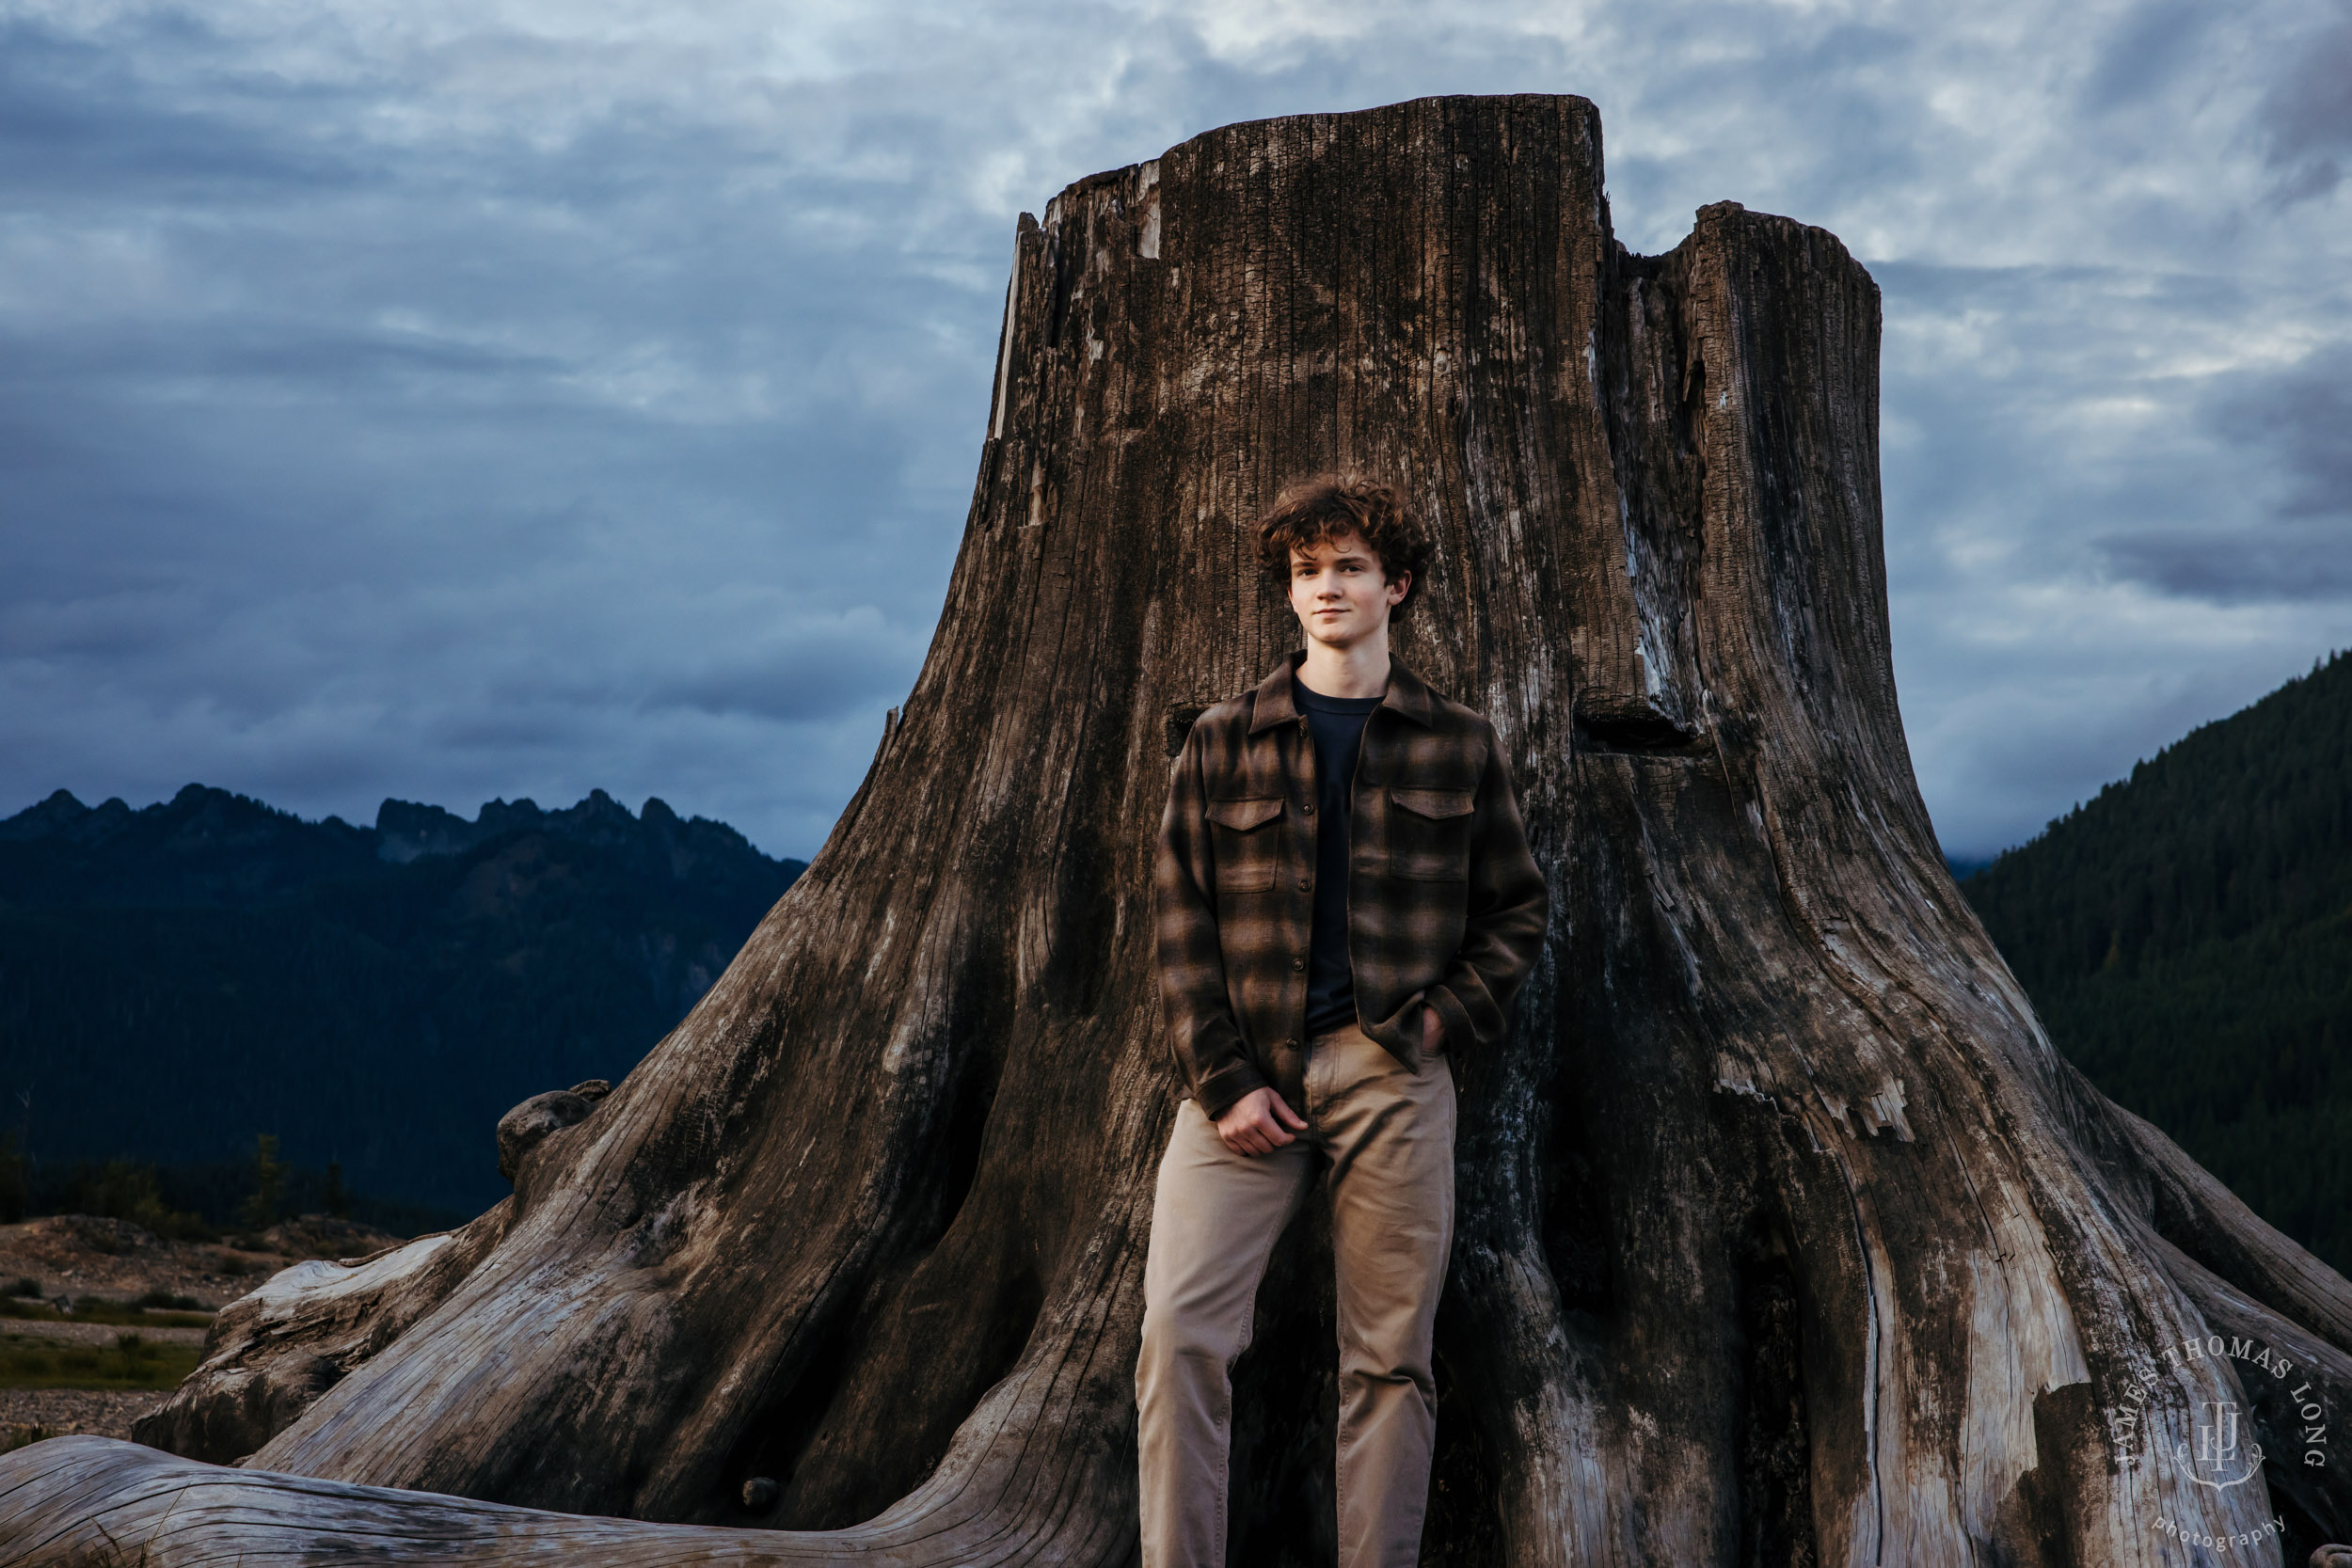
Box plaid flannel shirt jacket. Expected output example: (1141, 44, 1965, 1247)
(1153, 652, 1550, 1119)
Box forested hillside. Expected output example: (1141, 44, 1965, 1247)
(0, 785, 803, 1219)
(1962, 650, 2352, 1272)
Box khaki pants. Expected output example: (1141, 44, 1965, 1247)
(1136, 1023, 1457, 1568)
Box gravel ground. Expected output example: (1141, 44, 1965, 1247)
(1, 1387, 167, 1444)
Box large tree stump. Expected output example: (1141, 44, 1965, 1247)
(7, 93, 2348, 1567)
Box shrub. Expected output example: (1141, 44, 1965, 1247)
(47, 1161, 212, 1242)
(1, 1423, 56, 1455)
(135, 1289, 201, 1311)
(4, 1278, 39, 1299)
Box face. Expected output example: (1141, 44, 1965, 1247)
(1288, 530, 1408, 648)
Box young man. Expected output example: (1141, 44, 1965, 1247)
(1139, 476, 1550, 1566)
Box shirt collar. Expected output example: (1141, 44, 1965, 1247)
(1248, 650, 1437, 733)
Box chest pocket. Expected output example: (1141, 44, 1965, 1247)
(1206, 797, 1283, 893)
(1387, 787, 1474, 881)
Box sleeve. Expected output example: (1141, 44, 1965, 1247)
(1422, 725, 1550, 1056)
(1152, 724, 1270, 1120)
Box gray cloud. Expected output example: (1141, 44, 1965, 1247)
(1, 0, 2349, 862)
(2097, 520, 2352, 601)
(2217, 357, 2352, 518)
(2259, 3, 2352, 199)
(0, 16, 363, 200)
(2080, 0, 2215, 114)
(2090, 354, 2352, 601)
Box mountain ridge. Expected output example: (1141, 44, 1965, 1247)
(0, 785, 805, 1217)
(0, 784, 786, 903)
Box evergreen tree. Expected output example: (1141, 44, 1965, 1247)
(0, 1130, 24, 1224)
(238, 1133, 283, 1232)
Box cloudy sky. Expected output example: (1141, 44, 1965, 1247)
(2, 0, 2347, 861)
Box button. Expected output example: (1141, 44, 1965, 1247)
(1303, 802, 1316, 815)
(1297, 877, 1311, 890)
(1291, 958, 1306, 971)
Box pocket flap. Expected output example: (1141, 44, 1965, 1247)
(1206, 796, 1283, 831)
(1391, 787, 1475, 820)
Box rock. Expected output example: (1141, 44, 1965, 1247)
(741, 1476, 778, 1511)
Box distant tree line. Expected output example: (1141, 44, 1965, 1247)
(0, 1129, 463, 1241)
(1963, 649, 2352, 1273)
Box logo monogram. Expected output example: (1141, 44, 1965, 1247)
(2180, 1400, 2264, 1489)
(2103, 1330, 2336, 1550)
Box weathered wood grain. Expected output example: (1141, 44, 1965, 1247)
(7, 93, 2347, 1566)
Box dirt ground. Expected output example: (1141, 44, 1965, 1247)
(0, 1212, 408, 1450)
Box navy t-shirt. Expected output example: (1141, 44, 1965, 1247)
(1295, 679, 1383, 1037)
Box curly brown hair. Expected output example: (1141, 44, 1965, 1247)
(1254, 474, 1432, 621)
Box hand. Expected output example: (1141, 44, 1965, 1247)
(1421, 1004, 1443, 1056)
(1214, 1085, 1308, 1156)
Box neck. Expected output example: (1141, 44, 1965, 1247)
(1297, 626, 1392, 700)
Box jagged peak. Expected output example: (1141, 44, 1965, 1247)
(0, 789, 91, 841)
(5, 784, 798, 880)
(371, 789, 793, 871)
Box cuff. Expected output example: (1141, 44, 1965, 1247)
(1427, 986, 1476, 1060)
(1193, 1060, 1270, 1123)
